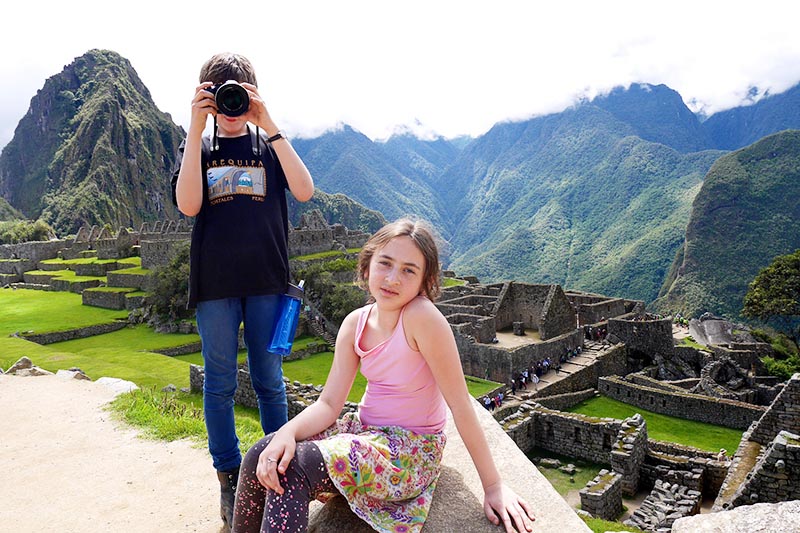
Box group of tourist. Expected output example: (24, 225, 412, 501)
(673, 313, 690, 329)
(585, 325, 607, 341)
(509, 347, 584, 396)
(482, 392, 506, 411)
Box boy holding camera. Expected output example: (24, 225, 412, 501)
(173, 52, 314, 531)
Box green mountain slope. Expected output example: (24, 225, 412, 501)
(653, 130, 800, 318)
(592, 83, 713, 153)
(292, 126, 456, 230)
(444, 105, 723, 302)
(0, 49, 185, 235)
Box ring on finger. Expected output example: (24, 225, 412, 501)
(267, 457, 278, 463)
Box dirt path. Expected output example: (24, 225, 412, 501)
(0, 373, 223, 533)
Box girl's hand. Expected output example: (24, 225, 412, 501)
(255, 430, 297, 495)
(483, 482, 535, 533)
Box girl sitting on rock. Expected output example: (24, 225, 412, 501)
(232, 218, 535, 533)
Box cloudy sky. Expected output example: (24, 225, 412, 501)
(2, 0, 799, 152)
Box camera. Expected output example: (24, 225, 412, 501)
(207, 80, 249, 117)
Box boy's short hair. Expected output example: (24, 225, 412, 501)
(199, 52, 258, 86)
(357, 218, 442, 301)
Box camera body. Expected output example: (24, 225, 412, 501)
(208, 80, 250, 117)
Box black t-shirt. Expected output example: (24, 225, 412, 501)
(184, 132, 290, 307)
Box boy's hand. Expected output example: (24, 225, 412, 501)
(188, 82, 217, 133)
(239, 82, 278, 134)
(483, 482, 535, 533)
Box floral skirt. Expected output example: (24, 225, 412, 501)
(310, 412, 447, 533)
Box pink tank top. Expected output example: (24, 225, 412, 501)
(354, 301, 447, 434)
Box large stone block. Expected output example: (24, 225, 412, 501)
(673, 500, 800, 533)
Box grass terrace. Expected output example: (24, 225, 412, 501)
(568, 395, 743, 454)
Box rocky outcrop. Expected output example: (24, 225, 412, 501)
(673, 500, 800, 533)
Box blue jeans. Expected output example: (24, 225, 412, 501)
(197, 295, 288, 472)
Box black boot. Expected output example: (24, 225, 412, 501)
(217, 467, 239, 532)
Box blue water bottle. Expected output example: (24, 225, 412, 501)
(268, 280, 305, 356)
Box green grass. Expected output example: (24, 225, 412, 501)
(25, 269, 106, 283)
(443, 277, 468, 287)
(568, 395, 743, 454)
(527, 447, 602, 496)
(0, 335, 192, 389)
(581, 516, 643, 533)
(108, 386, 265, 453)
(679, 335, 707, 350)
(0, 288, 128, 336)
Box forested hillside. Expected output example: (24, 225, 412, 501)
(653, 130, 800, 318)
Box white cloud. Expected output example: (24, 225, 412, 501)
(2, 0, 800, 151)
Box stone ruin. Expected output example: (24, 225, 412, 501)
(0, 210, 370, 289)
(435, 280, 596, 384)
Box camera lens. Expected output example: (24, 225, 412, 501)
(215, 82, 249, 117)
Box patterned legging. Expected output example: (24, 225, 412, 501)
(232, 435, 336, 533)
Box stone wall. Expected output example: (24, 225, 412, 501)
(575, 298, 627, 326)
(140, 236, 189, 269)
(729, 430, 800, 508)
(502, 403, 621, 465)
(0, 240, 64, 262)
(610, 414, 648, 496)
(608, 316, 674, 360)
(82, 288, 137, 310)
(532, 345, 627, 398)
(539, 285, 578, 340)
(749, 373, 800, 445)
(580, 469, 623, 521)
(598, 375, 766, 430)
(20, 321, 128, 344)
(455, 329, 583, 383)
(533, 389, 596, 411)
(494, 284, 575, 340)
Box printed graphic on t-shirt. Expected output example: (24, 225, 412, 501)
(207, 166, 266, 201)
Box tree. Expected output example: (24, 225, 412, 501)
(742, 249, 800, 347)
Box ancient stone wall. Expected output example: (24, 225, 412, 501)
(608, 316, 674, 360)
(598, 375, 766, 430)
(82, 288, 136, 310)
(749, 373, 800, 445)
(539, 285, 577, 340)
(580, 469, 623, 521)
(0, 240, 65, 262)
(494, 283, 550, 331)
(532, 345, 627, 398)
(576, 298, 626, 325)
(455, 329, 582, 383)
(729, 430, 800, 508)
(140, 237, 189, 269)
(610, 414, 648, 496)
(533, 389, 596, 411)
(20, 321, 128, 344)
(502, 403, 621, 464)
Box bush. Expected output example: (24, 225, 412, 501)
(0, 219, 56, 244)
(148, 241, 192, 324)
